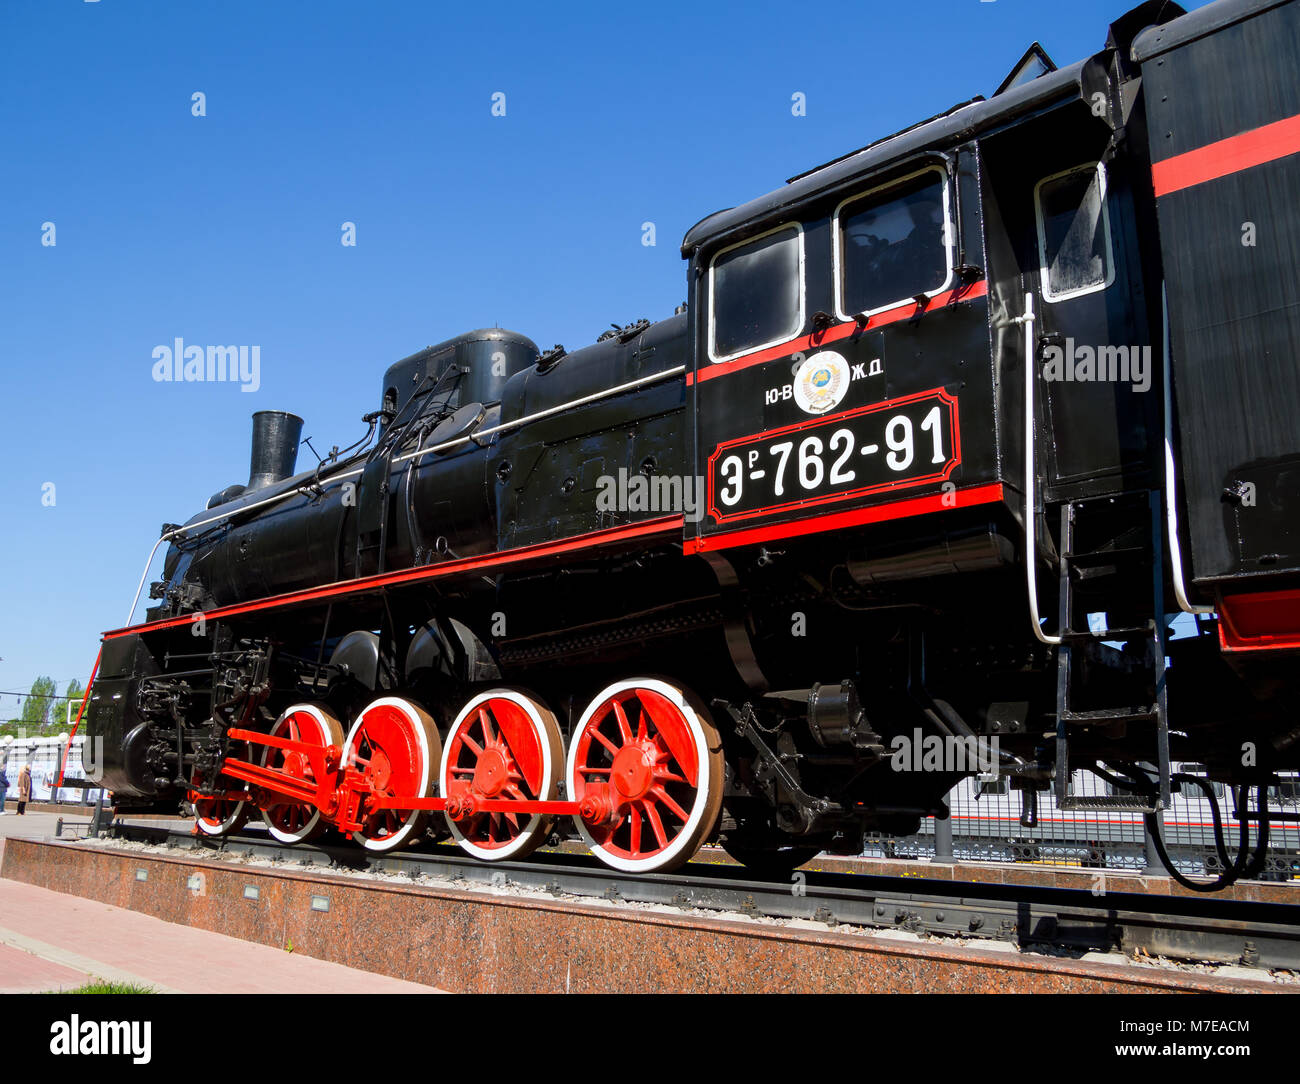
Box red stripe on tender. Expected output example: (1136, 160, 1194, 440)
(103, 515, 685, 639)
(686, 482, 1004, 555)
(691, 279, 988, 386)
(1152, 113, 1300, 197)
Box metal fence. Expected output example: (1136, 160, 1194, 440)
(864, 766, 1300, 880)
(4, 735, 1294, 881)
(1, 736, 108, 806)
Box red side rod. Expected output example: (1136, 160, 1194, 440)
(221, 728, 589, 824)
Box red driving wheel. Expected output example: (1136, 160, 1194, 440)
(441, 688, 563, 860)
(343, 696, 441, 853)
(568, 678, 723, 873)
(258, 703, 342, 844)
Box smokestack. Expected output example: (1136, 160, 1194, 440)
(248, 410, 303, 490)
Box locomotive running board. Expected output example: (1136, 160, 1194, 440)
(107, 482, 1006, 640)
(102, 515, 687, 640)
(686, 482, 1005, 555)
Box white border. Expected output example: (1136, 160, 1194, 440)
(440, 689, 558, 861)
(566, 677, 711, 873)
(832, 163, 955, 323)
(707, 222, 806, 364)
(342, 696, 435, 852)
(1033, 161, 1116, 303)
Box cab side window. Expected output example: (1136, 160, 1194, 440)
(709, 225, 804, 362)
(1034, 162, 1115, 302)
(837, 167, 952, 319)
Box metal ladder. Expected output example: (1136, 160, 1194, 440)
(1052, 491, 1171, 812)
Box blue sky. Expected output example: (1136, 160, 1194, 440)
(0, 0, 1203, 712)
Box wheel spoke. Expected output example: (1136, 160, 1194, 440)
(461, 732, 484, 757)
(651, 784, 690, 823)
(642, 800, 669, 849)
(591, 727, 621, 757)
(478, 707, 495, 743)
(493, 723, 524, 769)
(629, 805, 642, 854)
(612, 700, 634, 743)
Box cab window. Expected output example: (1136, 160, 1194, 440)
(836, 167, 952, 319)
(1035, 162, 1114, 302)
(708, 225, 804, 362)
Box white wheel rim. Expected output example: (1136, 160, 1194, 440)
(566, 678, 712, 873)
(441, 690, 559, 861)
(194, 795, 244, 836)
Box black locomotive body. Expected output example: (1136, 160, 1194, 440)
(83, 0, 1300, 884)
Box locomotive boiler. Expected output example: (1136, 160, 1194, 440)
(78, 0, 1300, 888)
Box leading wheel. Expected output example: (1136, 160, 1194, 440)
(258, 703, 343, 844)
(190, 767, 248, 838)
(567, 677, 723, 874)
(343, 696, 441, 853)
(441, 688, 564, 861)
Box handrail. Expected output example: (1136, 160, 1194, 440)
(1015, 291, 1061, 645)
(120, 364, 687, 627)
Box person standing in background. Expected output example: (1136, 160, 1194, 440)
(0, 737, 10, 814)
(16, 762, 31, 815)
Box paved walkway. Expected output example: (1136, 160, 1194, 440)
(0, 813, 444, 993)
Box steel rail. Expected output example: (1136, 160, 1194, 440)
(104, 820, 1300, 972)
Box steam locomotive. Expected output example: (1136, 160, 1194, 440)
(81, 0, 1300, 887)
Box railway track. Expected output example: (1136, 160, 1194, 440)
(102, 819, 1300, 973)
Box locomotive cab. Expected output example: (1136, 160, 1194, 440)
(672, 4, 1210, 844)
(682, 131, 1003, 563)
